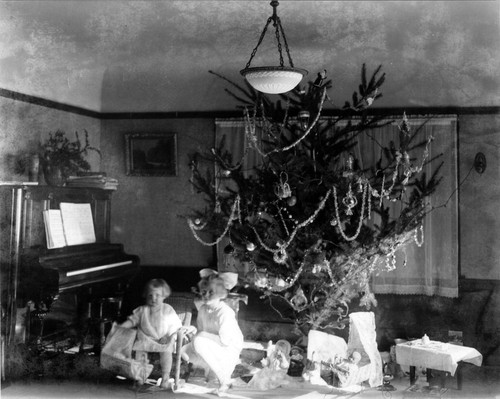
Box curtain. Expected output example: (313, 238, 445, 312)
(214, 116, 458, 297)
(363, 116, 458, 297)
(214, 119, 254, 275)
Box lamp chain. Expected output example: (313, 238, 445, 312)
(273, 19, 284, 67)
(276, 17, 294, 67)
(243, 1, 295, 69)
(244, 17, 273, 69)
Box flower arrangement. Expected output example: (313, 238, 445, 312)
(40, 130, 100, 185)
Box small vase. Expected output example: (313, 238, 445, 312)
(28, 155, 40, 182)
(43, 165, 66, 186)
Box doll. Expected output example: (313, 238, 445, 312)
(329, 351, 362, 387)
(120, 279, 188, 389)
(182, 269, 242, 395)
(247, 339, 292, 390)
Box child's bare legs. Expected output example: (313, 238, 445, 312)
(159, 351, 173, 388)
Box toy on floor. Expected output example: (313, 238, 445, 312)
(302, 352, 328, 386)
(247, 340, 292, 390)
(327, 351, 362, 388)
(287, 345, 306, 377)
(181, 269, 242, 396)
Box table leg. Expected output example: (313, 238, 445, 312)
(410, 366, 416, 385)
(456, 363, 463, 390)
(440, 372, 446, 388)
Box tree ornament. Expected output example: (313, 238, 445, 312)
(246, 242, 256, 251)
(290, 287, 308, 311)
(313, 69, 327, 87)
(253, 270, 268, 288)
(298, 110, 310, 131)
(398, 111, 411, 136)
(342, 184, 358, 215)
(414, 223, 424, 247)
(287, 195, 297, 207)
(275, 277, 286, 288)
(194, 218, 202, 225)
(342, 154, 355, 178)
(273, 246, 288, 264)
(224, 243, 235, 254)
(274, 172, 292, 199)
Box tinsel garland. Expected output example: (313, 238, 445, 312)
(243, 87, 327, 157)
(187, 196, 241, 246)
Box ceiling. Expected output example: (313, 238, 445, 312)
(1, 1, 499, 113)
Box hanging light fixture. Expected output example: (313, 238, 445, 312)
(240, 1, 307, 95)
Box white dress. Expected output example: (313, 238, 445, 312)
(183, 301, 243, 384)
(127, 303, 182, 352)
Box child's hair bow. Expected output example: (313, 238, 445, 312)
(199, 268, 238, 290)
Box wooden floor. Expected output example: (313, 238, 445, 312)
(2, 364, 499, 399)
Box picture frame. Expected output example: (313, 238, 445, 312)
(125, 133, 177, 176)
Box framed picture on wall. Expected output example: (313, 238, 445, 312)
(125, 133, 177, 176)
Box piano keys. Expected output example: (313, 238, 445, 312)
(39, 243, 139, 293)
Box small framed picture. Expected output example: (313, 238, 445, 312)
(125, 133, 177, 176)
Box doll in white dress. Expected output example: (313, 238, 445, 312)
(182, 269, 242, 395)
(120, 279, 191, 389)
(247, 339, 292, 390)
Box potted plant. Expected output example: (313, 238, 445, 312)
(40, 130, 100, 186)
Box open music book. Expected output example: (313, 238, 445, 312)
(43, 202, 96, 249)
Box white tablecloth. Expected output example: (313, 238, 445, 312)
(395, 340, 482, 376)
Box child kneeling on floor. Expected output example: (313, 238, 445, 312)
(181, 269, 242, 395)
(119, 278, 194, 389)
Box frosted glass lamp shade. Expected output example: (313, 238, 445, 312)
(241, 67, 307, 94)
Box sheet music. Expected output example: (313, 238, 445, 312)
(60, 202, 96, 246)
(43, 210, 67, 249)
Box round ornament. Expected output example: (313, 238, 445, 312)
(287, 195, 297, 206)
(246, 242, 256, 251)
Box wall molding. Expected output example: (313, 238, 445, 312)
(0, 88, 101, 118)
(2, 87, 499, 119)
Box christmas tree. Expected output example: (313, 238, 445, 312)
(187, 65, 441, 334)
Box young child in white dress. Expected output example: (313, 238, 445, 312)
(120, 279, 186, 389)
(182, 269, 242, 395)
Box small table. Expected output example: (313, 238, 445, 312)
(395, 340, 482, 390)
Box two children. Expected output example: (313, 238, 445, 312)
(119, 270, 242, 394)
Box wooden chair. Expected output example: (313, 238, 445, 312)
(165, 292, 195, 389)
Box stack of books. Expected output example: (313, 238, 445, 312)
(65, 173, 119, 190)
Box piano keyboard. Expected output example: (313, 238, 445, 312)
(66, 260, 133, 277)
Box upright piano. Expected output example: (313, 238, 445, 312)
(0, 184, 139, 348)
